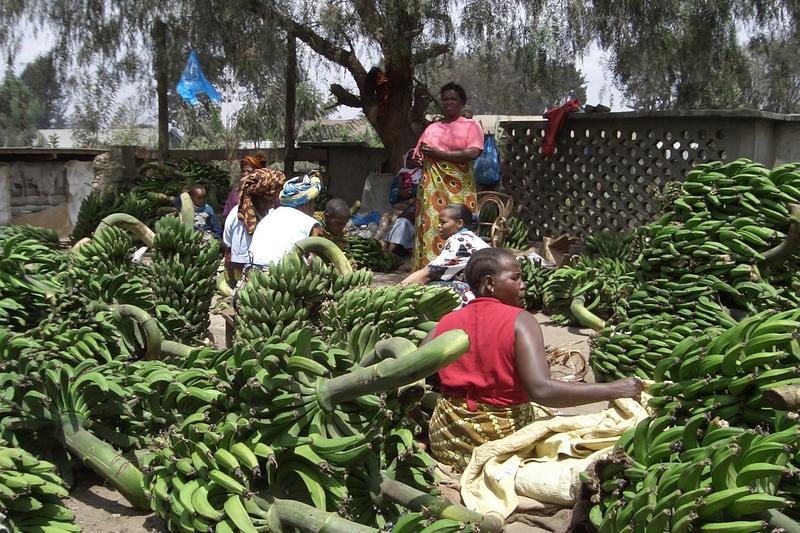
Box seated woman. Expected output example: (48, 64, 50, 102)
(427, 248, 643, 471)
(248, 172, 324, 267)
(401, 204, 488, 305)
(222, 168, 285, 286)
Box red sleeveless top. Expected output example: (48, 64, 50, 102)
(433, 297, 529, 410)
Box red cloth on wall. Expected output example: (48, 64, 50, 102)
(434, 297, 528, 410)
(542, 99, 581, 158)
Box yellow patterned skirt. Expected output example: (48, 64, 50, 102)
(429, 395, 546, 472)
(413, 158, 477, 269)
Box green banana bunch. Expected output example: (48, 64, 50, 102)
(320, 284, 459, 359)
(588, 413, 799, 533)
(542, 257, 637, 329)
(0, 232, 64, 331)
(503, 216, 530, 250)
(235, 252, 334, 345)
(614, 274, 738, 327)
(176, 159, 231, 213)
(0, 444, 79, 533)
(70, 189, 118, 242)
(121, 358, 228, 441)
(71, 189, 161, 242)
(592, 276, 737, 382)
(518, 256, 553, 311)
(645, 308, 800, 429)
(0, 357, 148, 508)
(151, 216, 220, 345)
(476, 202, 499, 240)
(142, 332, 474, 531)
(584, 230, 634, 259)
(590, 313, 723, 382)
(0, 224, 59, 245)
(329, 268, 374, 301)
(49, 226, 154, 337)
(133, 159, 230, 214)
(344, 236, 397, 272)
(634, 158, 800, 314)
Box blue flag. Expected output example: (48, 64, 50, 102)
(176, 50, 223, 106)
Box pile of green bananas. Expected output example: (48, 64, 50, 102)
(70, 189, 166, 242)
(1, 205, 508, 532)
(503, 216, 530, 250)
(142, 330, 498, 532)
(644, 309, 800, 429)
(0, 224, 59, 245)
(134, 159, 231, 213)
(0, 230, 63, 332)
(584, 230, 635, 259)
(0, 444, 78, 533)
(0, 354, 147, 507)
(320, 284, 459, 358)
(151, 216, 220, 345)
(634, 159, 800, 313)
(588, 413, 799, 533)
(344, 237, 397, 272)
(591, 314, 721, 381)
(542, 257, 637, 330)
(518, 256, 553, 311)
(591, 273, 743, 381)
(235, 252, 338, 344)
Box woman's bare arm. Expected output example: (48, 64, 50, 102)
(401, 268, 431, 285)
(514, 312, 642, 407)
(422, 146, 482, 163)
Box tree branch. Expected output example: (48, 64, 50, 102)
(269, 10, 368, 87)
(351, 0, 384, 43)
(412, 43, 451, 65)
(411, 83, 435, 132)
(330, 83, 363, 108)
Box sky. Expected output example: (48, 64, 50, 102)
(9, 24, 624, 124)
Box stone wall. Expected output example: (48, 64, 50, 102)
(499, 110, 800, 240)
(0, 160, 95, 232)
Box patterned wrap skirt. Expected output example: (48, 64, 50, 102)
(413, 158, 477, 270)
(429, 395, 546, 472)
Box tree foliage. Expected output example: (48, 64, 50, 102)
(5, 0, 800, 159)
(426, 49, 587, 115)
(20, 52, 67, 128)
(0, 68, 41, 147)
(588, 0, 800, 111)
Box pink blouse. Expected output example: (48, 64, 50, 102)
(415, 116, 484, 155)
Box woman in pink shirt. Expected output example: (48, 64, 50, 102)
(413, 82, 484, 269)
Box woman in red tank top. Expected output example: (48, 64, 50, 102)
(427, 248, 643, 471)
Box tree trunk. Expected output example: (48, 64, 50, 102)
(360, 58, 420, 171)
(284, 32, 297, 178)
(152, 19, 169, 162)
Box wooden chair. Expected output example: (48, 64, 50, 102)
(476, 191, 515, 247)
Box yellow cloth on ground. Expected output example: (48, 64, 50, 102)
(459, 398, 649, 518)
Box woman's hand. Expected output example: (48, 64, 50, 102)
(419, 143, 442, 160)
(611, 378, 644, 401)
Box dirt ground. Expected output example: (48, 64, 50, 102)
(67, 269, 602, 532)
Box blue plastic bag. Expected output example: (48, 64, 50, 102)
(351, 211, 381, 227)
(474, 134, 501, 186)
(176, 50, 223, 106)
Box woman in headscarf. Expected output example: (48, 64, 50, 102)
(222, 168, 285, 285)
(413, 82, 484, 270)
(223, 153, 267, 218)
(249, 171, 324, 267)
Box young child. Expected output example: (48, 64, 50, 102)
(188, 185, 222, 241)
(315, 198, 351, 248)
